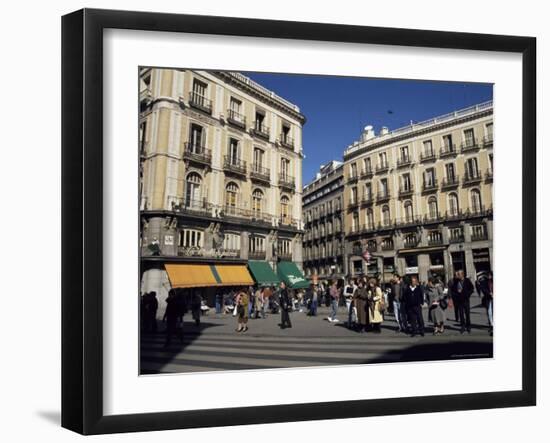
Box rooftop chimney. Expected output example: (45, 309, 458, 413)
(379, 126, 389, 136)
(361, 125, 376, 142)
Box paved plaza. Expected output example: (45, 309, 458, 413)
(140, 297, 493, 374)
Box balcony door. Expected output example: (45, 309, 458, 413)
(185, 172, 202, 208)
(228, 138, 240, 165)
(466, 157, 479, 178)
(225, 182, 239, 214)
(189, 124, 203, 153)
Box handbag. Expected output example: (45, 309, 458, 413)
(439, 298, 448, 310)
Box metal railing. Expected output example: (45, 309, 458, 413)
(439, 144, 457, 157)
(441, 176, 460, 188)
(420, 151, 437, 162)
(375, 162, 389, 173)
(398, 185, 414, 197)
(223, 156, 247, 175)
(280, 134, 295, 150)
(461, 138, 479, 152)
(376, 190, 391, 202)
(251, 122, 270, 140)
(250, 164, 271, 182)
(463, 170, 482, 184)
(422, 179, 438, 192)
(278, 173, 296, 189)
(227, 109, 246, 129)
(183, 142, 212, 165)
(360, 168, 374, 179)
(189, 92, 212, 114)
(396, 156, 412, 168)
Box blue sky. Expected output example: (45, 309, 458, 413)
(246, 72, 493, 184)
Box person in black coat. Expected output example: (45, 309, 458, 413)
(163, 289, 184, 347)
(450, 270, 474, 333)
(402, 276, 425, 337)
(279, 281, 292, 329)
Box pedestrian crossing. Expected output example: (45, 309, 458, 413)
(140, 318, 493, 374)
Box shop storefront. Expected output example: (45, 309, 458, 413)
(247, 260, 280, 287)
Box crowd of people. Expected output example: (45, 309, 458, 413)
(141, 269, 493, 345)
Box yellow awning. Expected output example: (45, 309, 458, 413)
(165, 264, 219, 288)
(214, 265, 254, 286)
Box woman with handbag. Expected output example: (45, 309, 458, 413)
(426, 278, 447, 334)
(367, 278, 384, 333)
(235, 287, 249, 333)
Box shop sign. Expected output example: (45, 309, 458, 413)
(405, 266, 418, 274)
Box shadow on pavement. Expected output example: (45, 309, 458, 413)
(140, 321, 223, 374)
(364, 340, 493, 364)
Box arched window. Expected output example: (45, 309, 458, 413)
(252, 189, 263, 215)
(404, 200, 414, 222)
(470, 188, 482, 213)
(225, 182, 239, 214)
(427, 196, 438, 220)
(381, 205, 391, 226)
(280, 195, 290, 222)
(448, 192, 459, 216)
(185, 172, 202, 208)
(366, 208, 374, 229)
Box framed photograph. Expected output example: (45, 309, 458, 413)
(62, 8, 536, 435)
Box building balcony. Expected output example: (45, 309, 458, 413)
(222, 205, 272, 225)
(170, 198, 212, 217)
(278, 173, 296, 190)
(375, 163, 389, 174)
(485, 169, 493, 182)
(439, 144, 457, 158)
(347, 198, 360, 210)
(361, 194, 374, 206)
(360, 168, 374, 179)
(467, 205, 492, 218)
(223, 156, 247, 176)
(463, 170, 483, 185)
(396, 156, 412, 168)
(403, 235, 419, 248)
(422, 179, 439, 193)
(461, 138, 480, 153)
(420, 151, 437, 162)
(427, 234, 444, 246)
(347, 174, 359, 184)
(471, 231, 489, 241)
(398, 185, 414, 198)
(251, 123, 270, 140)
(395, 217, 421, 229)
(483, 135, 494, 147)
(449, 235, 465, 244)
(444, 209, 464, 221)
(227, 109, 247, 129)
(140, 88, 152, 105)
(279, 216, 300, 229)
(366, 242, 378, 252)
(381, 240, 395, 251)
(441, 176, 460, 189)
(188, 92, 212, 114)
(183, 142, 212, 166)
(376, 191, 391, 203)
(423, 213, 444, 224)
(249, 251, 266, 260)
(250, 164, 271, 183)
(279, 134, 295, 150)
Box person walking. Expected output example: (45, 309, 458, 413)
(163, 289, 183, 347)
(328, 279, 340, 323)
(366, 278, 384, 333)
(391, 275, 407, 333)
(426, 278, 447, 334)
(402, 276, 425, 337)
(450, 270, 474, 334)
(343, 278, 357, 328)
(235, 287, 249, 332)
(279, 281, 292, 329)
(309, 283, 319, 316)
(215, 290, 223, 314)
(190, 291, 202, 326)
(449, 272, 460, 322)
(354, 280, 369, 333)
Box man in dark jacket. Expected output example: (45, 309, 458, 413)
(391, 275, 407, 333)
(402, 276, 425, 337)
(450, 270, 474, 333)
(279, 281, 292, 329)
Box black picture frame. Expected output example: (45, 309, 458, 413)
(62, 8, 537, 435)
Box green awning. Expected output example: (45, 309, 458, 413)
(247, 261, 280, 286)
(277, 261, 309, 289)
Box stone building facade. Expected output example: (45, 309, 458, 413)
(302, 161, 346, 280)
(139, 68, 306, 305)
(342, 101, 493, 283)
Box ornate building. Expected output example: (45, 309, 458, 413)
(343, 101, 493, 283)
(139, 68, 306, 306)
(302, 161, 346, 280)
